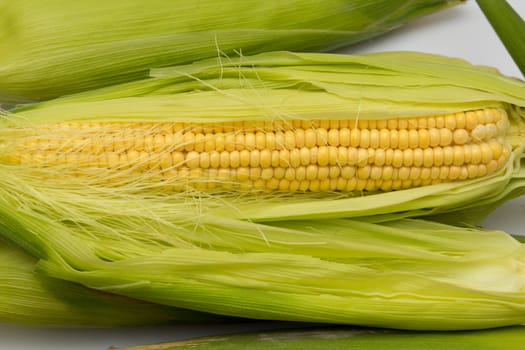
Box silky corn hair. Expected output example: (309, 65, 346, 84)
(3, 108, 511, 193)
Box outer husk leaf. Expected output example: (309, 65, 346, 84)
(0, 0, 463, 103)
(0, 239, 224, 326)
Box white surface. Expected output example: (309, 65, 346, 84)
(1, 1, 525, 349)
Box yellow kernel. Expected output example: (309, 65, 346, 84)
(250, 150, 260, 167)
(379, 129, 390, 149)
(387, 119, 398, 129)
(230, 150, 240, 168)
(403, 149, 414, 167)
(470, 144, 482, 164)
(423, 148, 433, 167)
(413, 148, 424, 167)
(407, 118, 418, 130)
(260, 168, 273, 181)
(284, 130, 296, 150)
(465, 111, 478, 130)
(328, 146, 338, 166)
(357, 165, 371, 179)
(370, 166, 382, 180)
(420, 167, 431, 180)
(428, 128, 440, 147)
(285, 168, 296, 181)
(185, 151, 200, 169)
(329, 166, 340, 179)
(418, 129, 430, 149)
(316, 128, 328, 146)
(398, 130, 409, 150)
(279, 149, 290, 167)
(274, 167, 285, 180)
(299, 147, 311, 166)
(309, 179, 321, 192)
(486, 159, 499, 174)
(382, 165, 393, 180)
(392, 149, 403, 168)
(328, 129, 339, 146)
(199, 152, 211, 169)
(480, 143, 493, 164)
(408, 129, 419, 148)
(266, 178, 280, 190)
(350, 129, 360, 147)
(357, 148, 368, 167)
(442, 146, 454, 166)
(449, 165, 461, 180)
(306, 165, 318, 180)
(294, 129, 305, 148)
(341, 166, 356, 179)
(258, 149, 271, 168)
(452, 146, 464, 166)
(397, 119, 408, 129)
(455, 112, 466, 129)
(304, 129, 317, 148)
(397, 167, 410, 181)
(439, 129, 453, 146)
(384, 149, 394, 166)
(318, 146, 329, 166)
(339, 128, 350, 146)
(265, 132, 276, 150)
(445, 114, 457, 130)
(409, 167, 421, 180)
(289, 149, 301, 168)
(489, 141, 503, 159)
(433, 147, 444, 166)
(295, 166, 306, 181)
(430, 166, 441, 179)
(453, 129, 469, 145)
(435, 115, 445, 128)
(374, 149, 386, 166)
(318, 166, 330, 180)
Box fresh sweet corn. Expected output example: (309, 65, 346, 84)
(0, 0, 463, 103)
(2, 108, 512, 192)
(1, 52, 525, 331)
(3, 51, 525, 223)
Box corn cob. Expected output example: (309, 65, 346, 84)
(2, 108, 512, 193)
(4, 51, 525, 223)
(0, 52, 525, 330)
(0, 0, 463, 103)
(0, 239, 223, 326)
(114, 326, 525, 350)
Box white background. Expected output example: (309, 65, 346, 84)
(1, 1, 524, 349)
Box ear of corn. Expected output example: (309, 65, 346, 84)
(0, 0, 463, 103)
(114, 326, 525, 350)
(5, 51, 525, 225)
(1, 51, 525, 330)
(0, 239, 224, 326)
(36, 218, 525, 330)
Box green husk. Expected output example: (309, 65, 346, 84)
(0, 239, 224, 326)
(2, 52, 525, 330)
(113, 326, 525, 350)
(0, 0, 463, 103)
(476, 0, 525, 77)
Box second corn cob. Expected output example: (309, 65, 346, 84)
(0, 0, 464, 103)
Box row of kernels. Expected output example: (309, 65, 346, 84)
(16, 140, 509, 174)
